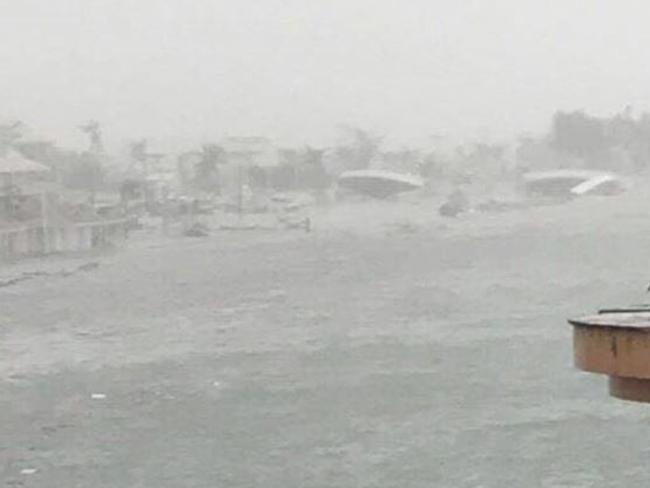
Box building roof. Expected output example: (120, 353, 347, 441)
(0, 150, 51, 174)
(221, 137, 273, 153)
(221, 137, 279, 167)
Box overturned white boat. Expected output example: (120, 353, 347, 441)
(337, 169, 424, 198)
(522, 170, 627, 198)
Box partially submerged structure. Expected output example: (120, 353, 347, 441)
(0, 150, 128, 261)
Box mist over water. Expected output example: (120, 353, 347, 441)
(3, 0, 650, 148)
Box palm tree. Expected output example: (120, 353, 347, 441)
(0, 121, 23, 154)
(79, 120, 104, 154)
(335, 125, 384, 171)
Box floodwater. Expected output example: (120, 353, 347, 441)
(3, 192, 650, 487)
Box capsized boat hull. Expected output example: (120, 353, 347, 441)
(337, 170, 424, 198)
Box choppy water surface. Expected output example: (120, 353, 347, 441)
(3, 196, 650, 487)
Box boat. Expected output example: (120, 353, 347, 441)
(522, 170, 627, 199)
(337, 170, 424, 198)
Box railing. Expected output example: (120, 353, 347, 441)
(0, 218, 128, 261)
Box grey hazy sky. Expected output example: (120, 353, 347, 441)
(2, 0, 650, 150)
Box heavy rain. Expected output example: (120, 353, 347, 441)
(2, 1, 650, 487)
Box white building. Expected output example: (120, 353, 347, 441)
(220, 137, 279, 168)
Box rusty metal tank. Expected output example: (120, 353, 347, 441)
(570, 307, 650, 403)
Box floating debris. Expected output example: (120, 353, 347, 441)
(0, 261, 100, 289)
(77, 261, 100, 272)
(184, 223, 209, 237)
(267, 289, 287, 300)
